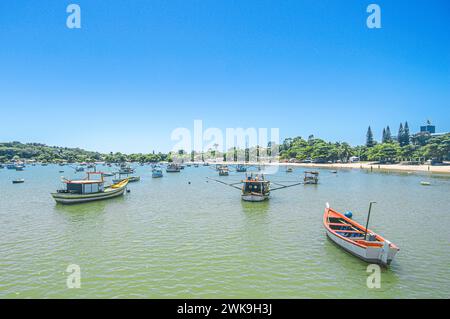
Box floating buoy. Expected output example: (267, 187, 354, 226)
(344, 211, 353, 218)
(188, 181, 191, 184)
(127, 189, 131, 193)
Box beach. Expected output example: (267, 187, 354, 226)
(209, 161, 450, 174)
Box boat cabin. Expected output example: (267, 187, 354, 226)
(60, 172, 105, 194)
(242, 174, 270, 195)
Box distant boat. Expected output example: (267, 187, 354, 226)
(113, 176, 140, 183)
(0, 164, 4, 169)
(152, 167, 163, 178)
(420, 181, 431, 186)
(194, 163, 199, 168)
(75, 166, 84, 172)
(15, 165, 25, 171)
(323, 204, 399, 266)
(236, 164, 247, 172)
(218, 166, 229, 176)
(286, 167, 293, 173)
(304, 171, 319, 184)
(166, 163, 181, 173)
(51, 172, 128, 204)
(12, 179, 25, 184)
(6, 163, 16, 169)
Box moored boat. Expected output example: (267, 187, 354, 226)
(152, 167, 163, 178)
(323, 204, 399, 266)
(12, 179, 25, 184)
(51, 172, 128, 204)
(241, 174, 270, 202)
(166, 163, 181, 173)
(236, 164, 247, 172)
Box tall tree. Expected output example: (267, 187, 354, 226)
(366, 126, 375, 147)
(404, 121, 410, 146)
(385, 126, 392, 142)
(382, 128, 387, 143)
(398, 123, 404, 145)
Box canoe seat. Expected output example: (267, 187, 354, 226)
(328, 222, 354, 227)
(335, 230, 364, 234)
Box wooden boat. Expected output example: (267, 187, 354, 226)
(218, 167, 229, 176)
(241, 174, 270, 202)
(304, 171, 319, 184)
(12, 179, 25, 184)
(51, 172, 128, 204)
(323, 204, 399, 266)
(166, 163, 181, 172)
(113, 176, 140, 183)
(207, 173, 303, 202)
(152, 167, 163, 178)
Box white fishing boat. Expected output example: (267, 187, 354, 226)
(323, 203, 399, 266)
(166, 163, 181, 172)
(241, 174, 270, 201)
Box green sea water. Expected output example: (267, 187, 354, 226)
(0, 164, 449, 298)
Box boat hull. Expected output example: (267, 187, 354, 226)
(241, 194, 269, 202)
(325, 228, 398, 266)
(51, 186, 125, 204)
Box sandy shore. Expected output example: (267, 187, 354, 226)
(205, 161, 450, 174)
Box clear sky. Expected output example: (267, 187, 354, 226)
(0, 0, 449, 153)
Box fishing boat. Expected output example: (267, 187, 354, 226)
(152, 167, 163, 178)
(102, 172, 115, 177)
(113, 176, 140, 183)
(218, 166, 229, 176)
(166, 163, 181, 173)
(241, 174, 270, 202)
(236, 164, 247, 172)
(51, 172, 129, 204)
(323, 203, 399, 266)
(15, 165, 25, 171)
(304, 171, 319, 184)
(12, 179, 25, 184)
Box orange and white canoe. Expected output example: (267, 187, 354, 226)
(323, 205, 399, 266)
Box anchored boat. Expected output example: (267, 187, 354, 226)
(323, 203, 399, 266)
(152, 166, 163, 178)
(304, 171, 319, 184)
(218, 166, 229, 176)
(241, 174, 270, 201)
(51, 172, 128, 204)
(166, 163, 181, 172)
(236, 164, 247, 172)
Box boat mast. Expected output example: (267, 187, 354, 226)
(364, 201, 377, 240)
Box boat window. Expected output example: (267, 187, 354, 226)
(67, 183, 82, 194)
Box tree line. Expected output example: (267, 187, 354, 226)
(1, 124, 449, 164)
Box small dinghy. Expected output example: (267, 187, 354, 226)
(323, 203, 399, 266)
(420, 181, 431, 186)
(12, 179, 25, 184)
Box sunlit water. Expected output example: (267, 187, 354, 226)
(0, 164, 449, 298)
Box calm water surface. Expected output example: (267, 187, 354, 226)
(0, 164, 449, 298)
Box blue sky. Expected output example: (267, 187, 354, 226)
(0, 0, 449, 153)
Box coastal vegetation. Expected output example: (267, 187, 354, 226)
(1, 123, 449, 164)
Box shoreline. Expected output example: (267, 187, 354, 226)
(205, 161, 450, 174)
